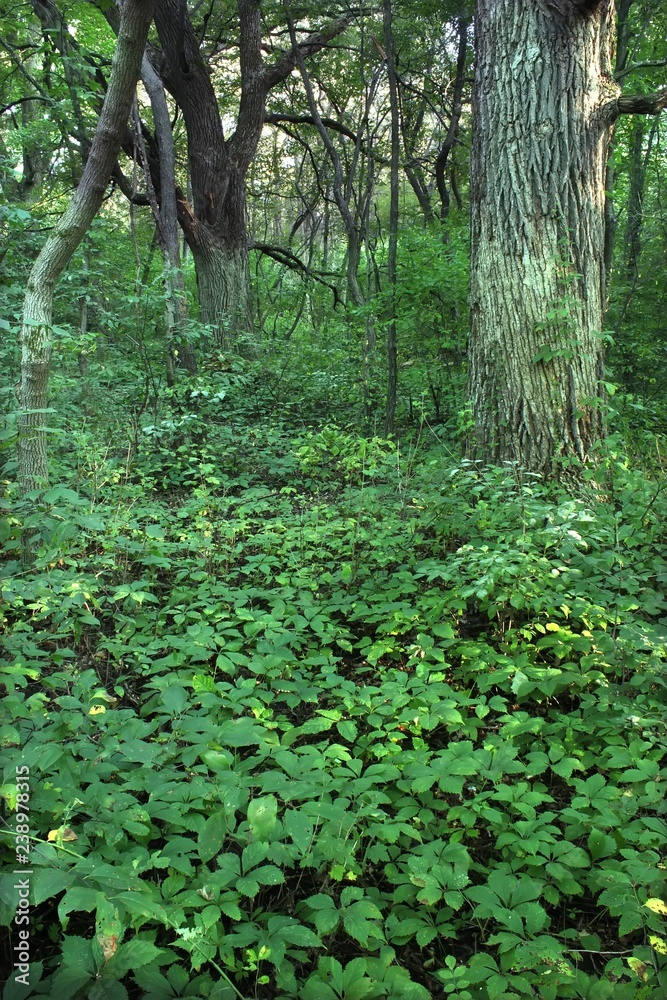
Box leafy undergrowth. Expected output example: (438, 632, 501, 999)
(1, 415, 667, 1000)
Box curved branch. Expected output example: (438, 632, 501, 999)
(616, 58, 667, 82)
(265, 112, 358, 143)
(252, 241, 342, 307)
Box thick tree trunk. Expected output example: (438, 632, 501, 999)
(467, 0, 618, 475)
(194, 239, 252, 346)
(17, 0, 154, 494)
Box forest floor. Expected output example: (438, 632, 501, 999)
(2, 397, 667, 999)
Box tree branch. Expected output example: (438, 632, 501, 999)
(617, 88, 667, 116)
(265, 111, 358, 143)
(111, 162, 151, 205)
(252, 241, 342, 307)
(263, 17, 351, 91)
(616, 57, 667, 82)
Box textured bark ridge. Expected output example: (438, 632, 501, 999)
(542, 0, 604, 15)
(468, 0, 617, 475)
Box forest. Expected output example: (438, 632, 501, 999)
(1, 0, 667, 997)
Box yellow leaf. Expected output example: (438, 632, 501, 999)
(627, 957, 648, 981)
(47, 826, 78, 843)
(89, 705, 106, 716)
(545, 623, 561, 632)
(650, 935, 667, 955)
(645, 898, 667, 916)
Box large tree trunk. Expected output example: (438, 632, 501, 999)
(182, 169, 253, 345)
(467, 0, 618, 475)
(17, 0, 154, 494)
(194, 238, 252, 345)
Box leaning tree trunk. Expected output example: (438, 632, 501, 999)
(17, 0, 154, 494)
(467, 0, 618, 475)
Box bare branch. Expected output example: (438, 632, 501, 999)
(615, 58, 667, 82)
(265, 111, 359, 143)
(252, 241, 342, 306)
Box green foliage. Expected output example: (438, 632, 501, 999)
(2, 415, 667, 997)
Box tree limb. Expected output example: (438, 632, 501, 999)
(252, 241, 342, 307)
(616, 88, 667, 116)
(265, 111, 359, 143)
(263, 16, 351, 92)
(616, 57, 667, 82)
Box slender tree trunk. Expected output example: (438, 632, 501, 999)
(435, 17, 469, 224)
(21, 25, 49, 203)
(140, 55, 197, 375)
(78, 242, 90, 379)
(603, 0, 633, 294)
(467, 0, 618, 475)
(383, 0, 399, 437)
(625, 117, 656, 283)
(17, 0, 154, 494)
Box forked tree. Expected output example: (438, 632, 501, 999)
(153, 0, 349, 346)
(467, 0, 666, 475)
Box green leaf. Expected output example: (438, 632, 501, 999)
(252, 865, 285, 886)
(109, 939, 164, 977)
(161, 685, 188, 715)
(278, 923, 321, 948)
(2, 963, 43, 1000)
(88, 982, 129, 1000)
(336, 720, 358, 742)
(198, 810, 227, 863)
(218, 717, 265, 747)
(284, 809, 314, 855)
(32, 867, 75, 905)
(201, 750, 232, 772)
(118, 739, 157, 764)
(58, 887, 100, 929)
(236, 877, 260, 898)
(300, 982, 337, 1000)
(247, 795, 278, 841)
(618, 908, 644, 937)
(51, 936, 96, 992)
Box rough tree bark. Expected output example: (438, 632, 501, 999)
(467, 0, 667, 476)
(153, 0, 348, 347)
(17, 0, 154, 494)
